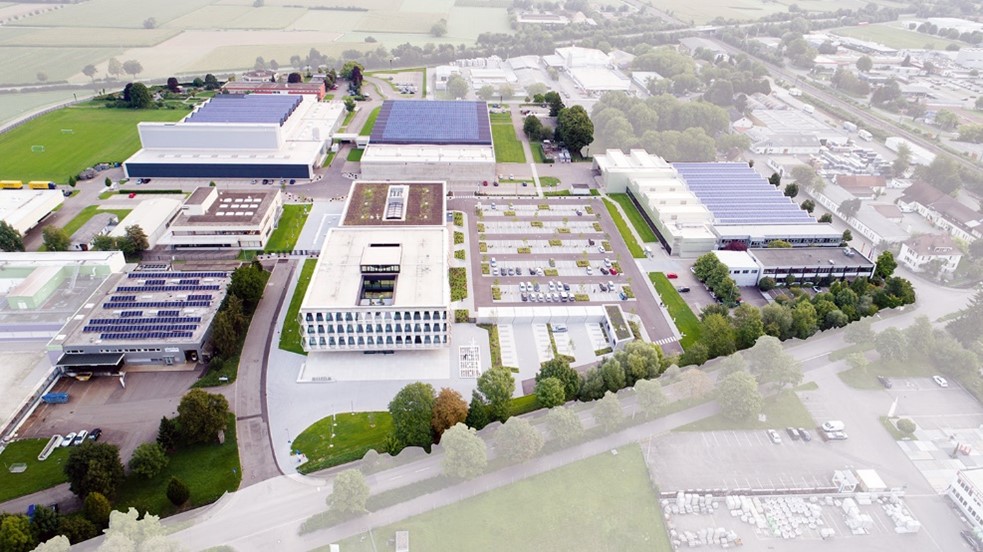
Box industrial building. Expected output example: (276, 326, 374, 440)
(109, 197, 183, 249)
(51, 266, 231, 372)
(222, 81, 327, 100)
(713, 247, 875, 286)
(159, 187, 283, 249)
(594, 150, 842, 256)
(898, 182, 982, 243)
(299, 181, 450, 353)
(123, 94, 344, 180)
(0, 189, 64, 234)
(360, 101, 495, 186)
(948, 468, 983, 534)
(70, 213, 118, 251)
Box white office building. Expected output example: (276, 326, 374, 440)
(159, 187, 283, 250)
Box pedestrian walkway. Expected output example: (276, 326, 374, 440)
(532, 324, 554, 364)
(654, 336, 680, 348)
(586, 323, 608, 351)
(498, 324, 520, 368)
(554, 329, 574, 358)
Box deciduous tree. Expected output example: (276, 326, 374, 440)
(441, 423, 486, 479)
(129, 442, 169, 479)
(176, 389, 230, 444)
(328, 469, 369, 513)
(545, 406, 583, 445)
(593, 391, 624, 432)
(875, 251, 897, 279)
(680, 368, 713, 399)
(431, 387, 468, 439)
(495, 417, 543, 463)
(732, 304, 765, 349)
(477, 366, 515, 422)
(716, 370, 762, 421)
(555, 105, 594, 155)
(446, 74, 469, 99)
(701, 313, 737, 358)
(535, 377, 566, 408)
(42, 226, 70, 251)
(64, 442, 125, 498)
(0, 515, 35, 552)
(635, 378, 668, 417)
(82, 492, 111, 527)
(388, 382, 436, 448)
(0, 221, 24, 252)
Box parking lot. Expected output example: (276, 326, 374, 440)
(451, 196, 681, 353)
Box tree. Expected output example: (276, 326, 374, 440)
(101, 508, 178, 550)
(82, 491, 111, 527)
(64, 442, 125, 498)
(856, 55, 873, 72)
(535, 377, 566, 408)
(465, 390, 491, 430)
(523, 115, 550, 142)
(129, 442, 169, 479)
(124, 82, 152, 110)
(701, 313, 737, 358)
(896, 418, 916, 436)
(166, 477, 190, 506)
(543, 91, 565, 116)
(204, 73, 220, 90)
(546, 406, 583, 446)
(717, 370, 762, 421)
(892, 143, 911, 176)
(90, 234, 117, 251)
(35, 71, 48, 83)
(680, 368, 713, 399)
(875, 327, 908, 362)
(446, 74, 469, 99)
(527, 82, 548, 98)
(157, 415, 178, 452)
(177, 389, 230, 444)
(210, 311, 238, 359)
(875, 251, 897, 279)
(768, 240, 792, 248)
(122, 60, 143, 78)
(635, 378, 667, 417)
(269, 59, 279, 71)
(477, 366, 515, 422)
(430, 18, 447, 38)
(732, 303, 765, 349)
(57, 516, 97, 545)
(819, 213, 833, 223)
(107, 58, 123, 79)
(328, 469, 369, 513)
(555, 105, 594, 155)
(388, 382, 436, 449)
(704, 80, 734, 106)
(0, 515, 35, 552)
(41, 226, 70, 252)
(842, 229, 853, 243)
(593, 391, 625, 433)
(143, 17, 157, 29)
(228, 263, 266, 313)
(783, 183, 799, 198)
(441, 423, 487, 479)
(82, 64, 97, 83)
(746, 335, 801, 387)
(498, 83, 514, 99)
(800, 199, 815, 213)
(340, 61, 363, 80)
(496, 417, 544, 462)
(477, 84, 496, 101)
(431, 387, 468, 439)
(768, 172, 782, 187)
(166, 77, 180, 92)
(116, 224, 149, 255)
(288, 72, 303, 84)
(0, 221, 24, 252)
(599, 357, 627, 392)
(935, 109, 960, 131)
(30, 505, 61, 543)
(679, 342, 709, 367)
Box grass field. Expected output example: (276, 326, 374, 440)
(649, 273, 701, 350)
(294, 412, 393, 474)
(653, 0, 889, 24)
(347, 148, 365, 162)
(676, 390, 816, 431)
(0, 46, 122, 86)
(61, 205, 132, 237)
(491, 123, 526, 163)
(287, 10, 368, 32)
(0, 27, 180, 48)
(0, 90, 83, 126)
(609, 193, 657, 243)
(8, 0, 217, 28)
(837, 353, 934, 389)
(353, 11, 442, 34)
(832, 24, 966, 50)
(0, 104, 187, 182)
(359, 106, 381, 136)
(446, 6, 512, 38)
(115, 414, 241, 516)
(337, 444, 671, 552)
(0, 439, 71, 503)
(531, 142, 548, 163)
(601, 198, 645, 258)
(280, 258, 316, 355)
(264, 204, 310, 252)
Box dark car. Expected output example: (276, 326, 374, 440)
(877, 375, 893, 388)
(785, 427, 800, 440)
(676, 287, 691, 293)
(88, 428, 102, 442)
(962, 531, 983, 552)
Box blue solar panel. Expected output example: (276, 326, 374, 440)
(128, 272, 227, 279)
(185, 94, 301, 126)
(116, 285, 221, 292)
(370, 100, 492, 145)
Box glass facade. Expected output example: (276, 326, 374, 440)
(299, 308, 450, 352)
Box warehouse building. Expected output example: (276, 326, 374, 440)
(109, 197, 183, 249)
(51, 267, 231, 372)
(124, 94, 344, 180)
(0, 189, 64, 235)
(594, 150, 842, 256)
(360, 100, 495, 186)
(222, 81, 327, 100)
(70, 213, 118, 251)
(299, 181, 450, 353)
(713, 247, 874, 286)
(159, 187, 283, 249)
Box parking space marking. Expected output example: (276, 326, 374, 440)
(498, 324, 519, 368)
(532, 324, 554, 364)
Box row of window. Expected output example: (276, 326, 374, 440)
(307, 323, 448, 334)
(952, 486, 983, 526)
(65, 347, 164, 354)
(307, 334, 448, 347)
(304, 310, 447, 323)
(761, 267, 872, 275)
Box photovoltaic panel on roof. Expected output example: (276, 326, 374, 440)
(185, 94, 302, 126)
(369, 100, 492, 145)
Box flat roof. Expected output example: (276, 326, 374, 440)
(185, 94, 302, 126)
(749, 247, 873, 268)
(568, 67, 631, 91)
(360, 144, 494, 163)
(109, 198, 182, 238)
(370, 100, 492, 145)
(174, 189, 279, 227)
(125, 139, 324, 167)
(303, 227, 448, 309)
(342, 182, 445, 227)
(55, 352, 124, 368)
(713, 250, 758, 268)
(222, 82, 325, 94)
(71, 212, 117, 244)
(714, 224, 843, 239)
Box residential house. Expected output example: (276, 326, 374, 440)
(898, 182, 982, 243)
(899, 233, 962, 275)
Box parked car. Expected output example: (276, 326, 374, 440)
(666, 273, 678, 279)
(128, 192, 136, 198)
(811, 286, 822, 293)
(72, 430, 88, 445)
(676, 287, 691, 293)
(821, 420, 845, 432)
(597, 245, 605, 253)
(586, 266, 593, 275)
(797, 428, 812, 442)
(490, 257, 497, 266)
(785, 427, 799, 440)
(600, 267, 609, 275)
(766, 429, 782, 444)
(521, 292, 528, 302)
(609, 268, 619, 276)
(599, 283, 608, 292)
(519, 282, 526, 293)
(563, 283, 570, 291)
(825, 431, 849, 441)
(933, 375, 949, 388)
(962, 531, 983, 552)
(88, 428, 102, 442)
(877, 375, 893, 388)
(61, 432, 76, 447)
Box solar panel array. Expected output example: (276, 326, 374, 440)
(672, 163, 816, 226)
(92, 270, 229, 341)
(370, 100, 492, 145)
(185, 94, 301, 126)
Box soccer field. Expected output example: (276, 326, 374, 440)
(0, 104, 187, 182)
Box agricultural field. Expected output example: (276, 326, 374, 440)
(0, 27, 180, 47)
(8, 0, 216, 28)
(654, 0, 902, 24)
(224, 6, 306, 29)
(186, 42, 365, 73)
(0, 46, 121, 86)
(832, 23, 967, 50)
(0, 90, 83, 127)
(447, 6, 513, 38)
(403, 0, 456, 11)
(287, 10, 368, 32)
(0, 103, 187, 182)
(353, 11, 443, 34)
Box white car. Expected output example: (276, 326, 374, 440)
(519, 282, 526, 293)
(62, 432, 76, 447)
(933, 375, 949, 388)
(586, 266, 593, 275)
(73, 430, 88, 445)
(766, 429, 782, 444)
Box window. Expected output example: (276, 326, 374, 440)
(316, 313, 323, 322)
(307, 325, 314, 334)
(317, 325, 324, 334)
(305, 313, 313, 322)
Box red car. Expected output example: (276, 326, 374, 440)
(666, 272, 678, 279)
(609, 268, 618, 276)
(482, 181, 489, 187)
(128, 192, 136, 198)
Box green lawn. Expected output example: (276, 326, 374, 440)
(359, 106, 381, 136)
(649, 273, 701, 350)
(489, 111, 512, 123)
(449, 267, 467, 301)
(61, 205, 132, 236)
(601, 198, 645, 258)
(280, 258, 317, 355)
(347, 147, 365, 162)
(608, 193, 657, 243)
(264, 204, 310, 253)
(491, 123, 527, 163)
(0, 439, 71, 503)
(322, 150, 337, 167)
(539, 176, 559, 187)
(530, 142, 548, 163)
(114, 414, 241, 516)
(833, 24, 966, 51)
(294, 412, 393, 474)
(676, 390, 815, 431)
(0, 104, 187, 182)
(337, 444, 671, 552)
(837, 354, 934, 389)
